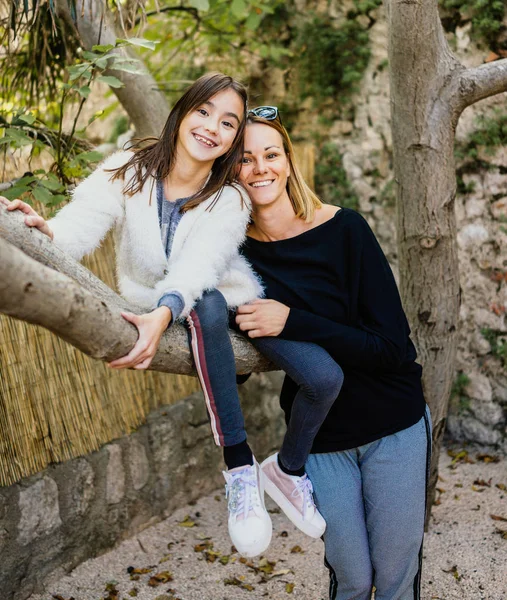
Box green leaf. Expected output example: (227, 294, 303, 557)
(188, 0, 209, 11)
(94, 57, 109, 70)
(82, 51, 100, 60)
(18, 114, 36, 125)
(96, 75, 124, 88)
(32, 186, 53, 205)
(110, 61, 144, 75)
(117, 37, 159, 50)
(2, 186, 31, 200)
(47, 194, 68, 207)
(39, 177, 63, 191)
(92, 44, 115, 53)
(231, 0, 246, 18)
(78, 85, 91, 99)
(245, 11, 262, 30)
(76, 150, 103, 162)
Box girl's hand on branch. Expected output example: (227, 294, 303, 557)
(235, 299, 290, 338)
(0, 197, 54, 240)
(108, 307, 172, 370)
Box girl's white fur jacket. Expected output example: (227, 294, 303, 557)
(49, 151, 263, 317)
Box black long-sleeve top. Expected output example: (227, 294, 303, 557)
(240, 207, 426, 452)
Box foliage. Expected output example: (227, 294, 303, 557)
(294, 15, 372, 106)
(315, 143, 359, 210)
(481, 328, 507, 367)
(440, 0, 506, 49)
(450, 371, 471, 413)
(1, 38, 152, 210)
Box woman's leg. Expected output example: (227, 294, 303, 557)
(360, 405, 431, 600)
(252, 337, 344, 471)
(306, 451, 374, 600)
(186, 290, 252, 467)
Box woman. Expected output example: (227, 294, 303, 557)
(0, 73, 273, 558)
(236, 109, 431, 600)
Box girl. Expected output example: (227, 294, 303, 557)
(1, 73, 273, 557)
(236, 109, 431, 600)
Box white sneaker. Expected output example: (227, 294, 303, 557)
(223, 460, 272, 558)
(261, 453, 326, 538)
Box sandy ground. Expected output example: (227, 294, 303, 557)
(30, 445, 507, 600)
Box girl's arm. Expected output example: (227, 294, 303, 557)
(48, 152, 128, 261)
(153, 185, 253, 317)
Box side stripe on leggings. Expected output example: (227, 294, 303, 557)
(324, 555, 338, 600)
(186, 311, 224, 446)
(412, 408, 433, 600)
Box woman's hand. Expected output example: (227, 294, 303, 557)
(235, 299, 290, 338)
(0, 197, 54, 240)
(108, 307, 172, 370)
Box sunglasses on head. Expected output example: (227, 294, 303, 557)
(248, 105, 281, 123)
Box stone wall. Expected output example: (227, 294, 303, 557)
(0, 373, 285, 600)
(278, 4, 507, 450)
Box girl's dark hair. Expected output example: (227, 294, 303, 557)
(109, 72, 247, 212)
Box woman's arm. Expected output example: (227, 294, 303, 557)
(238, 214, 411, 371)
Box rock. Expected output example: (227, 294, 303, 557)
(490, 197, 507, 220)
(465, 372, 492, 402)
(457, 224, 490, 249)
(470, 398, 504, 427)
(68, 458, 95, 517)
(470, 330, 491, 355)
(465, 198, 487, 219)
(448, 415, 502, 445)
(330, 120, 354, 136)
(106, 445, 125, 505)
(17, 477, 62, 546)
(127, 439, 150, 491)
(474, 308, 507, 333)
(456, 22, 472, 52)
(483, 171, 507, 197)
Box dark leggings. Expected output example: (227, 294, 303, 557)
(186, 289, 344, 470)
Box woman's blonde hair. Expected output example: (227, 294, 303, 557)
(245, 114, 322, 222)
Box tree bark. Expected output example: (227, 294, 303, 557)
(386, 0, 507, 524)
(56, 0, 170, 137)
(0, 208, 272, 375)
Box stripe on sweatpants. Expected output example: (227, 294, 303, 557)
(187, 310, 224, 446)
(412, 407, 433, 600)
(324, 554, 338, 599)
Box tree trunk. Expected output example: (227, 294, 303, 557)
(56, 0, 170, 137)
(386, 0, 507, 524)
(0, 208, 272, 375)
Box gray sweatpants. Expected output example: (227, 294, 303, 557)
(306, 405, 432, 600)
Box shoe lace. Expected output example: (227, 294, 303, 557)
(291, 474, 315, 520)
(225, 467, 259, 519)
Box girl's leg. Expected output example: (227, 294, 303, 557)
(252, 337, 344, 471)
(360, 405, 432, 600)
(186, 290, 252, 467)
(187, 290, 272, 558)
(306, 451, 373, 600)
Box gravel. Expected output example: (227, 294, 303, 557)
(30, 444, 507, 600)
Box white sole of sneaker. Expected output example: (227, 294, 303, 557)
(261, 465, 326, 539)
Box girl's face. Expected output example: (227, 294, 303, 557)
(177, 88, 244, 166)
(239, 123, 290, 208)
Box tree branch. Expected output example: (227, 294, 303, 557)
(134, 5, 200, 27)
(0, 207, 273, 375)
(456, 58, 507, 111)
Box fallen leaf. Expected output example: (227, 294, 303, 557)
(148, 571, 174, 587)
(194, 541, 213, 552)
(442, 565, 461, 581)
(473, 478, 492, 487)
(286, 582, 295, 593)
(127, 566, 153, 575)
(268, 507, 281, 514)
(494, 527, 507, 540)
(224, 577, 255, 591)
(279, 531, 289, 537)
(219, 555, 230, 565)
(471, 505, 481, 511)
(495, 483, 506, 491)
(290, 545, 304, 554)
(127, 590, 138, 598)
(471, 486, 485, 493)
(490, 514, 507, 522)
(476, 453, 500, 463)
(178, 515, 196, 527)
(271, 569, 292, 577)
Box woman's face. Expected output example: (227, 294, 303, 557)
(177, 88, 244, 166)
(240, 123, 290, 208)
